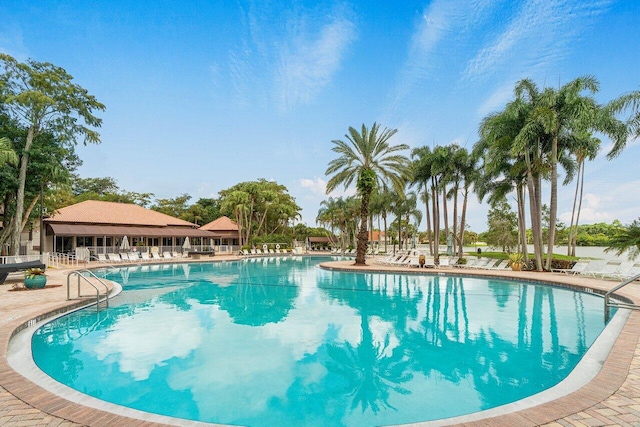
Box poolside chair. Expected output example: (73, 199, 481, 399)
(163, 252, 173, 259)
(438, 257, 453, 268)
(268, 249, 275, 254)
(485, 259, 510, 270)
(96, 253, 108, 263)
(250, 249, 257, 255)
(141, 252, 151, 262)
(588, 260, 625, 279)
(553, 260, 590, 275)
(108, 253, 122, 263)
(275, 248, 281, 254)
(152, 252, 162, 261)
(389, 255, 410, 266)
(465, 258, 489, 269)
(619, 263, 640, 280)
(128, 252, 141, 262)
(172, 251, 181, 259)
(242, 249, 250, 256)
(581, 260, 607, 278)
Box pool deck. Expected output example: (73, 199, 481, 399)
(1, 254, 640, 426)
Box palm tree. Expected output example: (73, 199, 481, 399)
(605, 219, 640, 261)
(475, 103, 531, 263)
(411, 146, 435, 255)
(516, 76, 629, 270)
(567, 135, 600, 256)
(326, 123, 409, 265)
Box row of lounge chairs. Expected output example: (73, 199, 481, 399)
(377, 252, 513, 270)
(241, 248, 291, 256)
(95, 251, 188, 264)
(553, 260, 640, 280)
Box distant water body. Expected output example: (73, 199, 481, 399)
(407, 245, 632, 260)
(469, 245, 630, 260)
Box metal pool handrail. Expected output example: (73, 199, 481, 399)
(604, 273, 640, 322)
(67, 269, 110, 311)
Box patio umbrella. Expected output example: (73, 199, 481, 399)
(182, 237, 191, 251)
(120, 235, 130, 252)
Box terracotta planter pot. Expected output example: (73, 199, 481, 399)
(24, 275, 47, 289)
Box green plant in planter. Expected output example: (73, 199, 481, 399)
(24, 268, 47, 289)
(507, 253, 524, 271)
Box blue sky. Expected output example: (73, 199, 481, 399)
(1, 0, 639, 232)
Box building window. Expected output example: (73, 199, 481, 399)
(77, 236, 94, 247)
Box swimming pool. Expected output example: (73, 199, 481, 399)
(31, 256, 610, 426)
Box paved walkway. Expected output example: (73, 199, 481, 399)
(1, 255, 639, 426)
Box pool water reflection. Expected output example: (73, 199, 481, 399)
(32, 257, 608, 426)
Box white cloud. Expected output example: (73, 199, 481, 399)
(299, 177, 327, 196)
(476, 82, 514, 117)
(299, 177, 356, 199)
(392, 0, 500, 104)
(91, 302, 204, 380)
(463, 0, 613, 82)
(275, 12, 357, 110)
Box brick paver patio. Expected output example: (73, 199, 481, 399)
(1, 255, 639, 426)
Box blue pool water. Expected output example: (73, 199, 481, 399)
(32, 256, 608, 426)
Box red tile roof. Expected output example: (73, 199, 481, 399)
(200, 216, 239, 231)
(45, 200, 198, 227)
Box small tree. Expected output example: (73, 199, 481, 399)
(0, 54, 105, 255)
(485, 199, 518, 253)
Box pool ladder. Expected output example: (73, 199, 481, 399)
(604, 273, 640, 322)
(67, 269, 110, 311)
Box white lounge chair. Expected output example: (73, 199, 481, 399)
(468, 258, 492, 269)
(553, 260, 590, 275)
(172, 251, 181, 259)
(152, 252, 162, 261)
(107, 253, 122, 263)
(127, 252, 141, 262)
(619, 263, 640, 280)
(141, 252, 151, 262)
(588, 260, 625, 279)
(163, 252, 173, 259)
(242, 249, 250, 256)
(389, 255, 410, 266)
(485, 259, 510, 270)
(96, 253, 108, 263)
(581, 260, 607, 277)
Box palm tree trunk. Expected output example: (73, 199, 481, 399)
(424, 189, 433, 255)
(452, 183, 459, 255)
(432, 180, 440, 262)
(546, 137, 559, 270)
(567, 160, 581, 256)
(572, 162, 586, 256)
(355, 191, 370, 265)
(382, 212, 388, 253)
(516, 184, 529, 262)
(458, 185, 469, 258)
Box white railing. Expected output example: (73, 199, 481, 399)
(1, 253, 49, 267)
(49, 252, 80, 268)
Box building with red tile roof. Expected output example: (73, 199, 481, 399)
(43, 200, 220, 254)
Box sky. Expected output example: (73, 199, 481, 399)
(1, 0, 639, 232)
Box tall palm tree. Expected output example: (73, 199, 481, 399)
(326, 123, 409, 265)
(411, 146, 435, 255)
(517, 76, 628, 270)
(567, 135, 600, 256)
